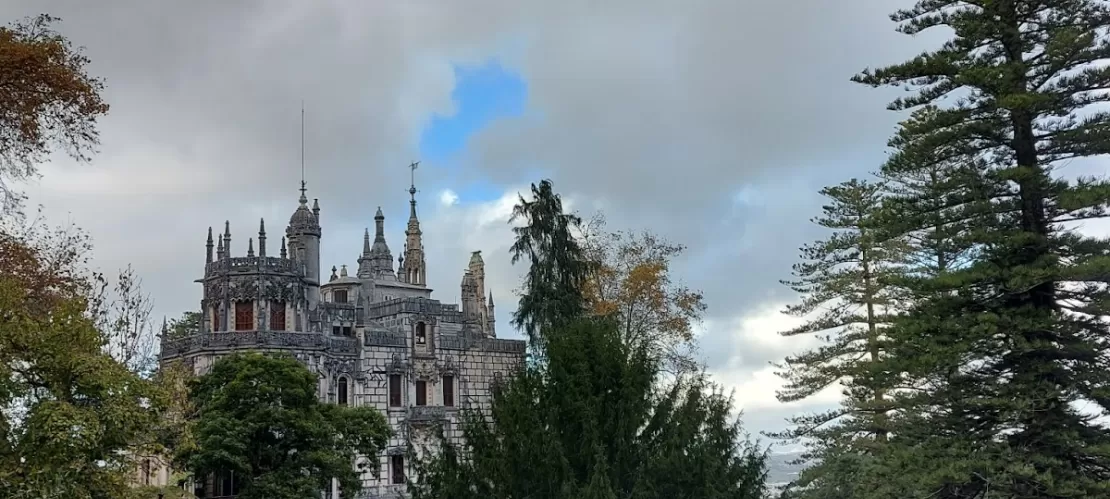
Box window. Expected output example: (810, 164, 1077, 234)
(234, 302, 253, 331)
(415, 380, 427, 406)
(415, 322, 426, 344)
(443, 375, 455, 407)
(332, 325, 340, 336)
(216, 470, 240, 496)
(342, 326, 352, 337)
(391, 455, 405, 484)
(211, 310, 219, 332)
(389, 375, 402, 407)
(337, 377, 348, 406)
(334, 289, 348, 304)
(270, 301, 286, 331)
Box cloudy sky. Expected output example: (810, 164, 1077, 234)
(4, 0, 953, 441)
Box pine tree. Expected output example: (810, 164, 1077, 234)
(509, 179, 591, 349)
(851, 1, 1110, 496)
(772, 179, 904, 497)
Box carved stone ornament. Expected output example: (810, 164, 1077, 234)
(438, 355, 458, 376)
(227, 277, 260, 301)
(413, 358, 438, 380)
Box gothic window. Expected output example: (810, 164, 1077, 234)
(415, 380, 427, 406)
(391, 454, 405, 484)
(389, 375, 402, 407)
(415, 321, 426, 344)
(342, 326, 352, 337)
(211, 310, 219, 332)
(234, 302, 253, 331)
(334, 289, 348, 304)
(270, 301, 286, 331)
(332, 325, 341, 336)
(443, 375, 455, 407)
(337, 377, 348, 406)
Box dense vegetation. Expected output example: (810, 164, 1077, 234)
(775, 1, 1110, 497)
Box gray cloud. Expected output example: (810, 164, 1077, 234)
(3, 0, 926, 436)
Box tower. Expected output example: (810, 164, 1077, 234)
(400, 161, 427, 286)
(287, 181, 322, 309)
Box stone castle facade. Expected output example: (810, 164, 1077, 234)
(158, 180, 526, 498)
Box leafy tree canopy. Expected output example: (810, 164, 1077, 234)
(178, 352, 390, 499)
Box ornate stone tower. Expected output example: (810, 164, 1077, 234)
(399, 164, 427, 286)
(286, 182, 322, 310)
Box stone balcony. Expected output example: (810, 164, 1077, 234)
(406, 405, 448, 424)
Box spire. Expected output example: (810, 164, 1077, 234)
(258, 218, 267, 257)
(280, 236, 287, 259)
(365, 207, 395, 278)
(312, 198, 320, 219)
(206, 227, 214, 263)
(489, 290, 495, 307)
(402, 161, 427, 286)
(247, 237, 255, 257)
(223, 221, 231, 255)
(408, 161, 420, 220)
(217, 234, 224, 259)
(363, 228, 371, 255)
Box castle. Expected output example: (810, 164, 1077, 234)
(157, 178, 527, 498)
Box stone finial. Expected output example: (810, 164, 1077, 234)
(216, 235, 224, 260)
(330, 266, 338, 282)
(206, 226, 214, 263)
(340, 264, 348, 278)
(258, 218, 267, 257)
(280, 236, 288, 259)
(489, 290, 495, 307)
(247, 237, 255, 257)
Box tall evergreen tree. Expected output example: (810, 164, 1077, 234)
(850, 1, 1110, 496)
(410, 318, 768, 499)
(509, 179, 591, 348)
(772, 179, 904, 497)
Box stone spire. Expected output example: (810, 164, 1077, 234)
(247, 237, 255, 257)
(216, 234, 224, 259)
(258, 218, 267, 257)
(487, 290, 497, 338)
(364, 207, 395, 278)
(400, 162, 427, 286)
(280, 236, 287, 259)
(223, 221, 231, 256)
(206, 226, 214, 263)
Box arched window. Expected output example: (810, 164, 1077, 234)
(415, 321, 427, 344)
(337, 377, 349, 406)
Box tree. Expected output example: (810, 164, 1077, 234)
(847, 1, 1110, 496)
(410, 317, 768, 499)
(509, 179, 591, 348)
(580, 212, 707, 374)
(96, 265, 158, 376)
(0, 14, 109, 212)
(771, 179, 904, 498)
(178, 352, 390, 499)
(164, 311, 201, 341)
(0, 221, 157, 499)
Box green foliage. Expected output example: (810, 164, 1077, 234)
(509, 179, 591, 349)
(410, 318, 768, 499)
(776, 1, 1110, 497)
(164, 311, 201, 341)
(178, 352, 390, 499)
(0, 227, 158, 499)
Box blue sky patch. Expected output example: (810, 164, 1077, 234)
(419, 62, 526, 204)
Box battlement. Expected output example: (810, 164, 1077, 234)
(204, 256, 297, 276)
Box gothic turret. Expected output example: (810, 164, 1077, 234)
(205, 227, 214, 263)
(286, 181, 322, 309)
(258, 218, 267, 257)
(487, 290, 496, 338)
(362, 207, 395, 279)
